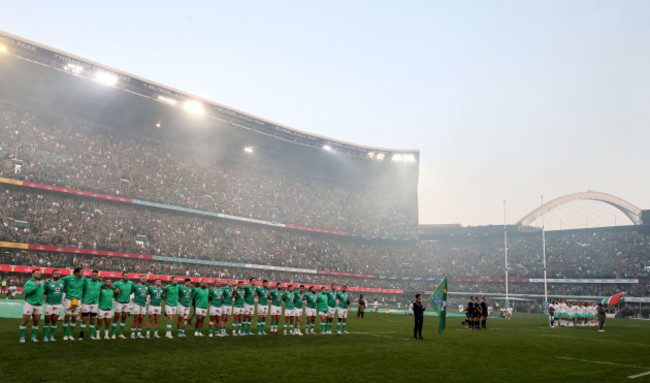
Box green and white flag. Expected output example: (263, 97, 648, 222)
(429, 277, 448, 334)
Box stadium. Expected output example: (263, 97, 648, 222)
(0, 27, 649, 383)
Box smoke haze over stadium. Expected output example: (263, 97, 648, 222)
(2, 1, 649, 227)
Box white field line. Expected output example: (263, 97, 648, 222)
(628, 371, 650, 379)
(541, 334, 650, 348)
(556, 356, 650, 379)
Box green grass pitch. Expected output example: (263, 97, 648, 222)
(1, 311, 649, 382)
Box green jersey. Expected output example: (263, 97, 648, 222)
(112, 279, 136, 304)
(255, 286, 269, 305)
(336, 292, 349, 309)
(24, 278, 44, 306)
(233, 287, 245, 308)
(316, 293, 328, 312)
(82, 278, 103, 304)
(326, 290, 337, 308)
(244, 284, 256, 305)
(62, 274, 86, 300)
(148, 286, 164, 307)
(269, 289, 283, 307)
(192, 286, 210, 309)
(133, 284, 149, 307)
(178, 285, 194, 307)
(99, 287, 115, 311)
(304, 292, 317, 309)
(163, 284, 179, 306)
(293, 291, 305, 309)
(209, 288, 223, 308)
(282, 291, 295, 310)
(221, 286, 234, 307)
(43, 279, 65, 305)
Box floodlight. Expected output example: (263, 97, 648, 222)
(323, 145, 332, 151)
(403, 154, 416, 162)
(155, 122, 162, 129)
(391, 154, 403, 162)
(183, 100, 205, 115)
(64, 63, 84, 74)
(244, 146, 254, 153)
(95, 71, 118, 86)
(0, 45, 6, 53)
(368, 152, 375, 158)
(157, 95, 178, 105)
(376, 153, 385, 160)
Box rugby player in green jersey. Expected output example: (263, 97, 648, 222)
(316, 286, 329, 334)
(303, 286, 318, 335)
(254, 280, 270, 335)
(146, 278, 164, 339)
(335, 286, 350, 335)
(162, 276, 179, 338)
(20, 269, 44, 343)
(293, 285, 306, 335)
(232, 281, 246, 336)
(131, 276, 149, 339)
(220, 280, 235, 336)
(97, 279, 115, 339)
(111, 272, 136, 339)
(62, 267, 85, 340)
(282, 284, 297, 335)
(325, 284, 338, 334)
(43, 269, 64, 342)
(176, 278, 194, 337)
(268, 282, 283, 334)
(79, 270, 103, 340)
(208, 280, 223, 337)
(191, 278, 210, 336)
(243, 277, 257, 335)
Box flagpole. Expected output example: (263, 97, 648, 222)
(504, 199, 509, 310)
(541, 195, 548, 314)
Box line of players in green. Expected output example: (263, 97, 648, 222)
(19, 268, 351, 343)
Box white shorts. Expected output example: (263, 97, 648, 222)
(176, 304, 190, 317)
(210, 306, 222, 317)
(284, 308, 295, 317)
(270, 306, 282, 316)
(165, 305, 177, 316)
(327, 307, 336, 317)
(318, 311, 327, 317)
(194, 307, 207, 317)
(244, 303, 255, 315)
(221, 306, 232, 315)
(294, 307, 304, 317)
(132, 304, 147, 316)
(148, 306, 162, 315)
(233, 307, 244, 315)
(305, 308, 317, 317)
(257, 303, 268, 316)
(82, 303, 99, 314)
(114, 302, 132, 314)
(63, 298, 82, 315)
(338, 309, 348, 319)
(45, 304, 63, 316)
(23, 302, 43, 316)
(98, 309, 112, 319)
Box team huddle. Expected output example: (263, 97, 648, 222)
(19, 268, 352, 343)
(548, 299, 599, 328)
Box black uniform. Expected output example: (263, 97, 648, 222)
(412, 300, 425, 339)
(480, 300, 488, 328)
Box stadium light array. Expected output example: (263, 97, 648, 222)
(323, 145, 332, 151)
(376, 153, 385, 160)
(64, 63, 84, 74)
(183, 100, 205, 115)
(403, 154, 416, 163)
(0, 45, 7, 53)
(157, 95, 178, 105)
(368, 152, 375, 159)
(244, 146, 254, 153)
(94, 71, 118, 86)
(391, 154, 403, 162)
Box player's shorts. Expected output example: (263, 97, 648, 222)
(318, 310, 327, 317)
(148, 306, 162, 315)
(221, 306, 232, 315)
(233, 307, 244, 315)
(257, 303, 268, 316)
(244, 303, 255, 315)
(44, 304, 63, 316)
(210, 306, 222, 317)
(98, 309, 113, 319)
(284, 309, 295, 317)
(114, 301, 132, 314)
(338, 309, 348, 319)
(194, 307, 207, 317)
(327, 307, 336, 317)
(64, 298, 82, 315)
(23, 302, 43, 316)
(132, 304, 147, 316)
(176, 304, 190, 317)
(165, 305, 177, 316)
(270, 305, 282, 316)
(82, 303, 99, 314)
(294, 307, 304, 317)
(305, 308, 317, 317)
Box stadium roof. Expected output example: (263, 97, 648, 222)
(0, 30, 419, 161)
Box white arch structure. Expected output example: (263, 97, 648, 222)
(517, 191, 643, 226)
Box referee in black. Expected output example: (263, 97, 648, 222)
(413, 294, 426, 339)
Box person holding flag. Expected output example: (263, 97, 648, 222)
(429, 276, 448, 335)
(412, 294, 426, 340)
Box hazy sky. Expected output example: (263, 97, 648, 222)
(2, 1, 649, 226)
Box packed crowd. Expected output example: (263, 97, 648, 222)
(0, 102, 418, 238)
